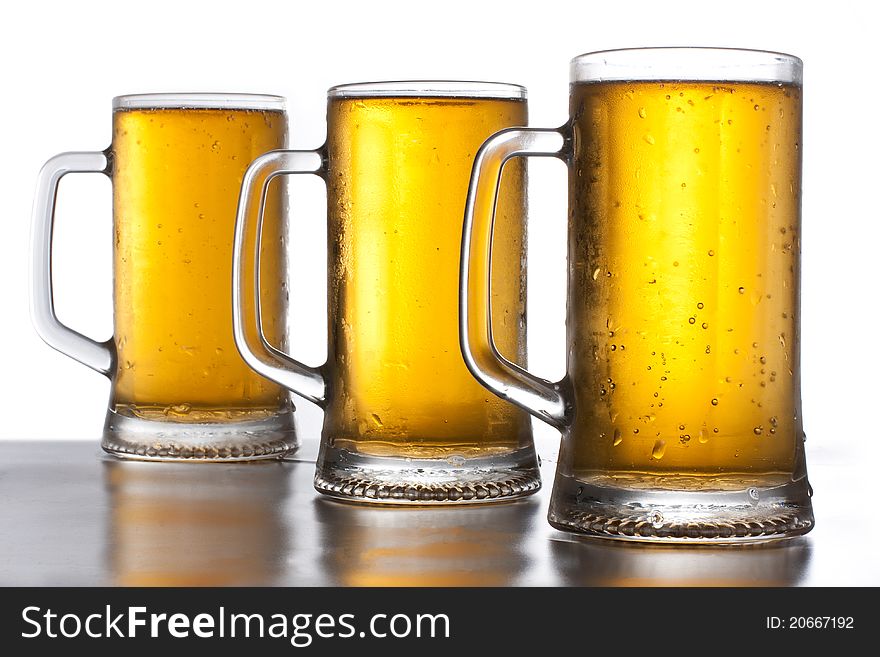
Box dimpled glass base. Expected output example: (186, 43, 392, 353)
(314, 445, 541, 505)
(102, 407, 297, 462)
(548, 472, 814, 543)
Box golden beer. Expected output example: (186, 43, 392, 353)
(324, 94, 531, 458)
(567, 80, 802, 481)
(111, 106, 288, 422)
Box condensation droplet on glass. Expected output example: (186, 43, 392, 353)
(651, 440, 666, 459)
(648, 511, 664, 529)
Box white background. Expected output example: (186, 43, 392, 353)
(1, 0, 879, 586)
(1, 0, 877, 466)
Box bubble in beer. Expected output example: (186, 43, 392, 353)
(612, 428, 623, 446)
(711, 398, 719, 406)
(638, 107, 647, 119)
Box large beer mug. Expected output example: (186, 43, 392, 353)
(234, 81, 539, 503)
(462, 49, 815, 541)
(31, 93, 295, 460)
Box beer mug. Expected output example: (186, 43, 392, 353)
(234, 81, 539, 503)
(462, 49, 815, 541)
(31, 93, 296, 460)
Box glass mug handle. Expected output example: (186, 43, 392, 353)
(460, 128, 570, 428)
(30, 151, 115, 376)
(232, 150, 326, 405)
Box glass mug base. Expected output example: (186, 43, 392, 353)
(548, 472, 814, 544)
(314, 444, 541, 505)
(101, 407, 298, 462)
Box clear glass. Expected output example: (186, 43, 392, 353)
(570, 47, 802, 84)
(31, 93, 296, 461)
(461, 49, 814, 541)
(113, 92, 286, 111)
(328, 80, 526, 99)
(234, 81, 540, 503)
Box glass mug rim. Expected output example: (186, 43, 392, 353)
(570, 47, 803, 85)
(112, 92, 286, 111)
(327, 80, 527, 100)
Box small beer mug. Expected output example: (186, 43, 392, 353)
(461, 49, 814, 541)
(234, 81, 539, 502)
(31, 93, 296, 460)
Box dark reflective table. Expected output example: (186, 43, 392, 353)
(0, 425, 873, 586)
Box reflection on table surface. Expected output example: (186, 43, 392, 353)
(0, 441, 834, 586)
(104, 459, 291, 586)
(549, 535, 811, 586)
(314, 498, 541, 586)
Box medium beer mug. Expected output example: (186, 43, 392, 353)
(462, 49, 815, 541)
(32, 93, 296, 460)
(234, 81, 539, 502)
